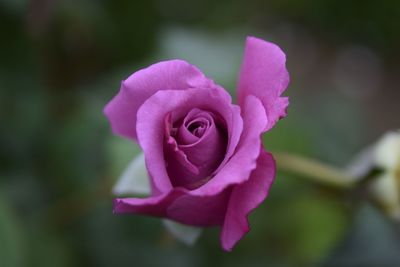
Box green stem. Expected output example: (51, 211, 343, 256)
(274, 152, 358, 189)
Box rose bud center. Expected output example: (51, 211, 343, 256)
(164, 108, 227, 190)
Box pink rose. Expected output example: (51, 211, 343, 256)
(104, 36, 289, 251)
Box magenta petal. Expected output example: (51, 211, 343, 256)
(237, 36, 290, 132)
(104, 60, 214, 140)
(166, 189, 231, 226)
(114, 190, 184, 217)
(170, 111, 226, 189)
(221, 149, 276, 251)
(192, 95, 268, 196)
(136, 87, 242, 194)
(177, 109, 213, 144)
(114, 188, 231, 227)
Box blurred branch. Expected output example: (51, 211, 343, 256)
(275, 152, 358, 189)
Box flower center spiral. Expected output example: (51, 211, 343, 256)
(164, 108, 227, 190)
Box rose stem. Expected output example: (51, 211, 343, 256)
(274, 152, 358, 189)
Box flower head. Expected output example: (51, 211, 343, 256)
(349, 130, 400, 220)
(370, 131, 400, 219)
(104, 36, 289, 250)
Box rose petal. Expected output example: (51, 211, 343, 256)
(237, 36, 289, 131)
(104, 60, 214, 140)
(136, 87, 242, 194)
(114, 187, 231, 226)
(112, 152, 151, 196)
(191, 95, 268, 196)
(166, 110, 226, 189)
(114, 190, 184, 217)
(220, 149, 276, 251)
(166, 189, 231, 226)
(177, 109, 214, 144)
(164, 113, 200, 176)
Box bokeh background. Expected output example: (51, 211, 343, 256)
(1, 0, 400, 266)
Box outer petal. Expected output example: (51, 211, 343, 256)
(237, 36, 289, 131)
(104, 60, 214, 140)
(114, 187, 231, 227)
(192, 95, 268, 196)
(136, 87, 243, 194)
(221, 149, 276, 251)
(114, 190, 185, 217)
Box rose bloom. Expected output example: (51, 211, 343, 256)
(104, 36, 289, 251)
(349, 131, 400, 220)
(372, 131, 400, 220)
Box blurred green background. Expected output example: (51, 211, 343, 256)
(1, 0, 400, 266)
